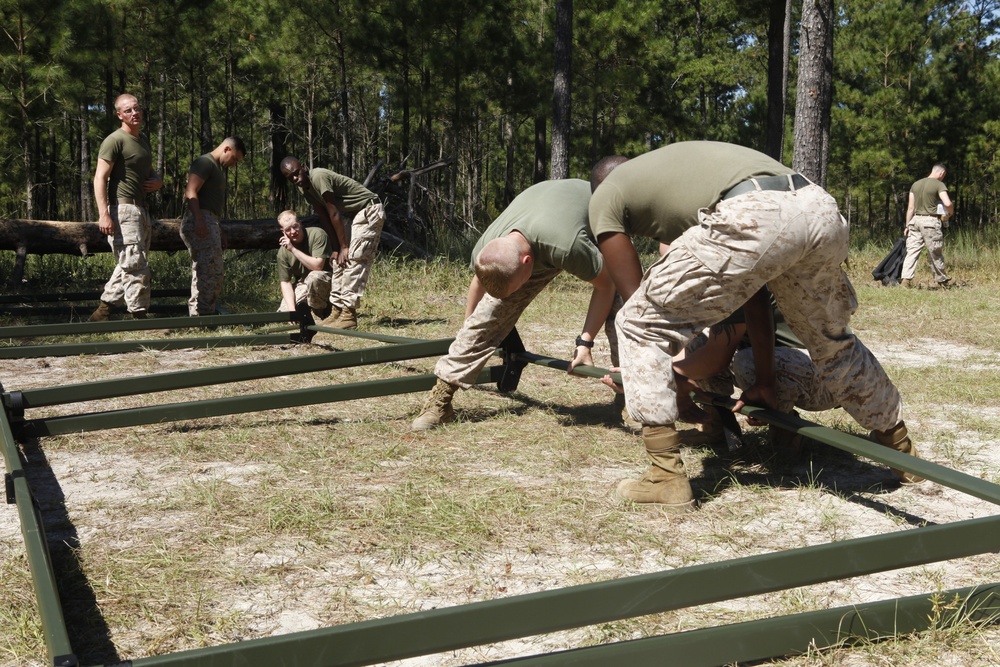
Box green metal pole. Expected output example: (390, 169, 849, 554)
(0, 288, 188, 304)
(703, 394, 1000, 506)
(7, 338, 454, 409)
(0, 334, 294, 360)
(0, 311, 291, 338)
(17, 368, 494, 439)
(308, 326, 431, 345)
(1, 410, 77, 667)
(483, 584, 1000, 666)
(513, 351, 621, 383)
(109, 514, 1000, 667)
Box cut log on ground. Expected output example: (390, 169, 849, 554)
(0, 218, 282, 257)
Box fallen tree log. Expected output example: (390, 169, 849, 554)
(0, 217, 282, 257)
(0, 216, 434, 288)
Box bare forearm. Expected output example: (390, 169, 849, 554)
(597, 232, 643, 302)
(580, 269, 616, 342)
(464, 276, 487, 319)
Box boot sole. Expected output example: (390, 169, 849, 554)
(614, 480, 697, 513)
(614, 492, 697, 514)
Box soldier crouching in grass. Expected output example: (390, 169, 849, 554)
(275, 210, 333, 321)
(410, 178, 617, 431)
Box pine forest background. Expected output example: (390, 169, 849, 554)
(2, 0, 999, 256)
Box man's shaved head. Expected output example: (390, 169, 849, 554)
(590, 155, 630, 193)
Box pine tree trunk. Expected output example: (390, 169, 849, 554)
(792, 0, 833, 186)
(79, 103, 91, 220)
(533, 114, 547, 184)
(764, 0, 789, 161)
(550, 0, 572, 180)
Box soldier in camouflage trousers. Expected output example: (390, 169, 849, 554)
(590, 143, 921, 513)
(411, 179, 617, 431)
(180, 137, 246, 316)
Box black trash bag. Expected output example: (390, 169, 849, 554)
(871, 236, 906, 286)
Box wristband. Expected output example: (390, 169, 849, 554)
(575, 336, 594, 349)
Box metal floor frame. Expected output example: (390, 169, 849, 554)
(1, 311, 998, 667)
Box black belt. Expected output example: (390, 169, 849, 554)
(115, 197, 142, 206)
(721, 173, 811, 200)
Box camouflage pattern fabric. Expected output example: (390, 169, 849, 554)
(330, 201, 385, 311)
(180, 210, 224, 316)
(617, 185, 903, 432)
(99, 203, 152, 313)
(435, 270, 560, 388)
(435, 269, 621, 388)
(279, 270, 332, 312)
(901, 214, 949, 284)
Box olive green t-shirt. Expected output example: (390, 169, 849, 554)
(910, 176, 948, 216)
(589, 142, 793, 244)
(302, 168, 377, 214)
(98, 128, 154, 206)
(471, 179, 602, 282)
(277, 227, 331, 283)
(188, 153, 226, 214)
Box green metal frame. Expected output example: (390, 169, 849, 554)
(1, 320, 998, 667)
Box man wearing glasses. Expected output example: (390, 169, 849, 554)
(89, 93, 163, 321)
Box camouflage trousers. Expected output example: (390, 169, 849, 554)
(330, 201, 385, 311)
(435, 270, 620, 388)
(279, 271, 332, 313)
(692, 333, 837, 414)
(100, 203, 152, 313)
(617, 184, 903, 432)
(180, 210, 224, 316)
(901, 215, 948, 284)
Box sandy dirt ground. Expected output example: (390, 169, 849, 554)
(1, 333, 999, 666)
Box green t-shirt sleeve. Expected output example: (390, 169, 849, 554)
(189, 155, 215, 181)
(589, 182, 629, 239)
(97, 133, 123, 164)
(308, 227, 332, 261)
(277, 249, 293, 283)
(559, 229, 604, 282)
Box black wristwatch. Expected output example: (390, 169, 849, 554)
(575, 336, 594, 349)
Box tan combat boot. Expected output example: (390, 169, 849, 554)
(312, 304, 332, 322)
(88, 301, 112, 322)
(319, 307, 343, 327)
(332, 307, 358, 330)
(870, 421, 924, 484)
(616, 425, 696, 513)
(901, 278, 913, 288)
(411, 379, 459, 430)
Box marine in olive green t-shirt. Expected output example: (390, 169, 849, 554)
(589, 141, 793, 244)
(472, 178, 603, 282)
(909, 176, 948, 216)
(188, 153, 227, 214)
(302, 168, 378, 215)
(277, 226, 332, 284)
(97, 128, 154, 206)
